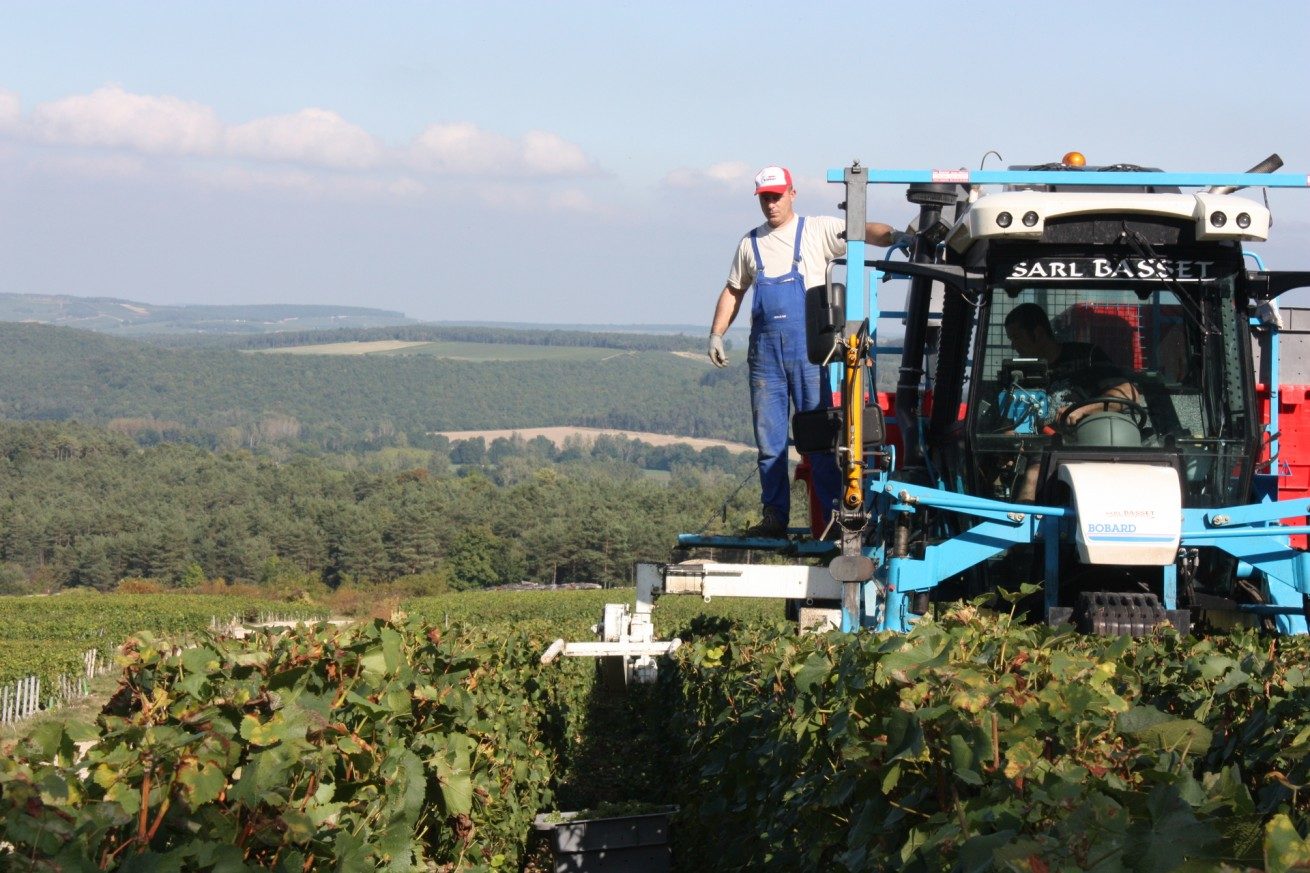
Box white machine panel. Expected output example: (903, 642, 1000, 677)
(950, 191, 1270, 251)
(1058, 463, 1182, 565)
(654, 562, 841, 601)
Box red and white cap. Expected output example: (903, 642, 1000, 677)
(753, 166, 793, 195)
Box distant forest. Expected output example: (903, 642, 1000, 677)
(0, 322, 753, 449)
(0, 421, 757, 594)
(0, 321, 786, 594)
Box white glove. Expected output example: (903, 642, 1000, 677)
(708, 333, 728, 368)
(1258, 300, 1285, 329)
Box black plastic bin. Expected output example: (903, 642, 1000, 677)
(532, 806, 677, 873)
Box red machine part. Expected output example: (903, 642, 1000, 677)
(1259, 384, 1310, 548)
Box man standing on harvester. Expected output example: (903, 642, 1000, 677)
(708, 165, 905, 538)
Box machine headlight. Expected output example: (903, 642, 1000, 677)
(1236, 212, 1251, 229)
(1210, 211, 1227, 228)
(1022, 211, 1039, 227)
(996, 212, 1012, 228)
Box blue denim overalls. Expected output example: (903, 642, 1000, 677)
(748, 217, 841, 524)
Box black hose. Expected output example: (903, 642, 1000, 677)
(895, 185, 959, 467)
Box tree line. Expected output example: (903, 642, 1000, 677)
(439, 431, 750, 475)
(0, 421, 758, 595)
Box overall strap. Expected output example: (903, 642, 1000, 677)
(749, 229, 765, 275)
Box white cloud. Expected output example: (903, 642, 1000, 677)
(225, 108, 383, 169)
(478, 182, 604, 214)
(31, 152, 146, 180)
(0, 89, 20, 131)
(1, 84, 602, 201)
(409, 121, 597, 177)
(555, 188, 603, 213)
(409, 122, 513, 174)
(663, 161, 752, 191)
(520, 130, 594, 175)
(28, 84, 222, 156)
(189, 164, 425, 199)
(705, 162, 753, 184)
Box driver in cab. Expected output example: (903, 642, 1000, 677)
(1003, 303, 1141, 424)
(1001, 303, 1142, 502)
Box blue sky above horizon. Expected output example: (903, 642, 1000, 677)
(0, 0, 1307, 324)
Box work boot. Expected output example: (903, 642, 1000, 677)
(743, 507, 788, 538)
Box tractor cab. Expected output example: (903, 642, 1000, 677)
(958, 245, 1257, 512)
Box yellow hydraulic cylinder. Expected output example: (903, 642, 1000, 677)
(843, 336, 865, 510)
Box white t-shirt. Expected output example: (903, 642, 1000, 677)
(726, 215, 846, 293)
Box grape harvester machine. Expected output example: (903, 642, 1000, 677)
(546, 153, 1310, 685)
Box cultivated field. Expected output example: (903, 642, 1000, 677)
(430, 424, 754, 454)
(256, 339, 637, 362)
(253, 339, 434, 355)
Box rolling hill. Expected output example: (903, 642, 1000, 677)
(0, 321, 753, 448)
(0, 293, 415, 336)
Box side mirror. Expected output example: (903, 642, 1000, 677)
(805, 282, 845, 365)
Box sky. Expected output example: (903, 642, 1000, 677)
(0, 0, 1307, 326)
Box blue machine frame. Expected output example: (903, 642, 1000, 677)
(832, 165, 1310, 634)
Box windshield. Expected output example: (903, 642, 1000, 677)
(969, 276, 1252, 507)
